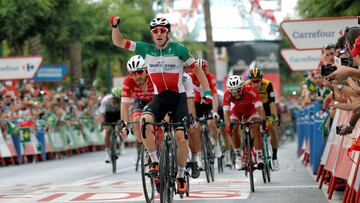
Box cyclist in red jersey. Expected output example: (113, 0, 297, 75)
(110, 16, 212, 193)
(223, 75, 266, 170)
(189, 59, 222, 162)
(121, 55, 154, 144)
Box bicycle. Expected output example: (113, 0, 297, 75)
(101, 120, 126, 174)
(231, 119, 266, 192)
(260, 117, 276, 183)
(216, 119, 225, 174)
(140, 123, 163, 203)
(197, 113, 215, 183)
(141, 113, 192, 203)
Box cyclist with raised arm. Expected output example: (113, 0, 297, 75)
(189, 59, 222, 159)
(245, 67, 280, 170)
(110, 16, 212, 193)
(224, 75, 266, 170)
(121, 55, 154, 144)
(99, 87, 122, 163)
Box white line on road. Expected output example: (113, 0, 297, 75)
(74, 166, 135, 183)
(255, 185, 319, 189)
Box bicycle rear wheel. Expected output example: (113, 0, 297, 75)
(111, 133, 117, 173)
(141, 145, 155, 203)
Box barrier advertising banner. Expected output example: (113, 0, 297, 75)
(33, 65, 69, 82)
(0, 56, 43, 80)
(280, 16, 358, 50)
(280, 48, 322, 71)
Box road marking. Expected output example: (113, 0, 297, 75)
(73, 166, 135, 183)
(255, 185, 319, 189)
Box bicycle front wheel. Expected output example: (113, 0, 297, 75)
(201, 131, 211, 183)
(246, 136, 255, 192)
(111, 133, 117, 173)
(140, 145, 155, 203)
(160, 142, 173, 203)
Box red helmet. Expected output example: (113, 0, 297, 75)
(197, 59, 208, 71)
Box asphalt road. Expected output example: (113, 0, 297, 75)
(0, 141, 329, 203)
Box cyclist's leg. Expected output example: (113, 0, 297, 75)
(248, 113, 264, 166)
(103, 111, 120, 162)
(270, 125, 280, 170)
(132, 111, 143, 143)
(194, 102, 204, 169)
(173, 93, 189, 193)
(187, 98, 201, 178)
(141, 96, 167, 171)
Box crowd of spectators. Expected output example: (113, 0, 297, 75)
(299, 26, 360, 136)
(0, 80, 104, 136)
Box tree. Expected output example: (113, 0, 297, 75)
(0, 0, 53, 55)
(297, 0, 360, 17)
(203, 0, 216, 75)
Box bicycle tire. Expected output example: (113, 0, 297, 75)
(140, 145, 155, 203)
(201, 130, 211, 183)
(217, 156, 223, 173)
(246, 134, 255, 192)
(135, 145, 141, 172)
(206, 137, 215, 182)
(111, 132, 117, 173)
(185, 172, 190, 197)
(160, 142, 170, 203)
(262, 166, 267, 183)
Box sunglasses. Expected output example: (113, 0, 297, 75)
(251, 79, 262, 84)
(131, 69, 145, 75)
(151, 27, 168, 34)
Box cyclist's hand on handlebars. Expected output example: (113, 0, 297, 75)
(212, 111, 220, 120)
(271, 115, 280, 127)
(109, 16, 120, 28)
(202, 90, 213, 104)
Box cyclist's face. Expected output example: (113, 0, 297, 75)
(250, 79, 262, 89)
(230, 88, 243, 98)
(151, 26, 169, 47)
(131, 69, 147, 85)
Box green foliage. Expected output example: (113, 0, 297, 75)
(0, 0, 53, 55)
(297, 0, 359, 17)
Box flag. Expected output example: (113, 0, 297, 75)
(20, 128, 31, 143)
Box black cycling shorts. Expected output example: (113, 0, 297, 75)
(132, 98, 149, 113)
(104, 111, 120, 123)
(142, 90, 188, 130)
(195, 102, 212, 118)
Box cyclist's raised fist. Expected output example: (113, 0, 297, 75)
(109, 16, 120, 28)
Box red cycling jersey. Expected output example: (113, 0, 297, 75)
(223, 85, 263, 116)
(189, 72, 217, 103)
(121, 75, 154, 103)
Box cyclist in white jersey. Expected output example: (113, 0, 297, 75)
(99, 87, 122, 163)
(110, 16, 212, 193)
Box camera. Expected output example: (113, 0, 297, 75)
(320, 64, 337, 76)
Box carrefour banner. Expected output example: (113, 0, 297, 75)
(33, 64, 69, 82)
(0, 56, 43, 80)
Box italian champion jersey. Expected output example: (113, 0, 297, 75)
(125, 41, 196, 95)
(121, 75, 154, 103)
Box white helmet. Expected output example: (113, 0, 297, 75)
(226, 75, 244, 90)
(149, 17, 171, 31)
(127, 55, 146, 72)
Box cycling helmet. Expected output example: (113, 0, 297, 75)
(226, 75, 245, 90)
(149, 17, 171, 31)
(248, 67, 264, 79)
(127, 55, 146, 72)
(197, 59, 208, 71)
(111, 87, 122, 99)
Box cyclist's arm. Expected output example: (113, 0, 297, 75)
(192, 65, 210, 92)
(121, 102, 131, 122)
(267, 82, 278, 116)
(187, 98, 196, 119)
(223, 91, 231, 128)
(112, 27, 129, 48)
(210, 76, 218, 112)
